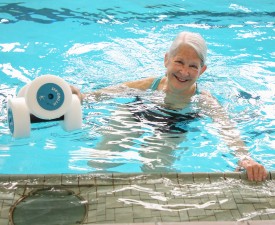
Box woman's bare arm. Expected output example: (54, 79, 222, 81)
(200, 91, 267, 181)
(71, 77, 155, 102)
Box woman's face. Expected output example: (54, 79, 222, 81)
(164, 44, 207, 94)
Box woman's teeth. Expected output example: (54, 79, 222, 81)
(174, 74, 188, 82)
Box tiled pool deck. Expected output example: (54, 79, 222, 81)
(0, 172, 275, 225)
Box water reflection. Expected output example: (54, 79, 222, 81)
(1, 2, 274, 25)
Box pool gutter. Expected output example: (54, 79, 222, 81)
(0, 172, 275, 225)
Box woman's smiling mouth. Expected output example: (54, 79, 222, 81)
(173, 73, 189, 82)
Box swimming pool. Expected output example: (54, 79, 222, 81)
(1, 1, 275, 224)
(0, 0, 274, 175)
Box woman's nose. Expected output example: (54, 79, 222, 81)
(179, 66, 190, 75)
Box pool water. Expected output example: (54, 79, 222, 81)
(0, 0, 274, 174)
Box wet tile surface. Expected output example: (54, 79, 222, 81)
(0, 172, 275, 225)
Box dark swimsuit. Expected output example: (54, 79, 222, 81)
(129, 77, 200, 134)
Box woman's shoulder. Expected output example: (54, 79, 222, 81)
(123, 77, 157, 90)
(199, 90, 212, 97)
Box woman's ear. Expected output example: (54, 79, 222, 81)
(164, 53, 169, 68)
(200, 65, 207, 75)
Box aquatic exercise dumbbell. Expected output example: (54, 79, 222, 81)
(7, 75, 82, 138)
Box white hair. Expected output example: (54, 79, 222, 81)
(168, 32, 207, 66)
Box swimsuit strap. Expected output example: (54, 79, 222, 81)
(150, 76, 163, 91)
(195, 83, 199, 95)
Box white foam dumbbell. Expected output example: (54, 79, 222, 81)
(7, 75, 82, 138)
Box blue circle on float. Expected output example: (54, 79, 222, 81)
(8, 108, 14, 134)
(36, 83, 65, 111)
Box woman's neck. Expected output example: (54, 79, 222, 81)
(157, 77, 197, 108)
(163, 85, 196, 109)
(164, 81, 196, 96)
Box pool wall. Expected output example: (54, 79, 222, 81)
(1, 172, 275, 224)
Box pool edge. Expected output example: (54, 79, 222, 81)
(1, 172, 275, 224)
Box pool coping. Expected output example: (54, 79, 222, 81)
(1, 171, 275, 187)
(1, 172, 275, 225)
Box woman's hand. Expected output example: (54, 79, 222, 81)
(238, 157, 268, 181)
(70, 85, 85, 104)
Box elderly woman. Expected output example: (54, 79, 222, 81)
(72, 31, 267, 181)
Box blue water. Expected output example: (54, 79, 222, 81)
(0, 0, 274, 174)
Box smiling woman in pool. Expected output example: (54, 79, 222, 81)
(71, 31, 267, 181)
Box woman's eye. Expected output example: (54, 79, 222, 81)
(190, 65, 198, 69)
(175, 61, 183, 64)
